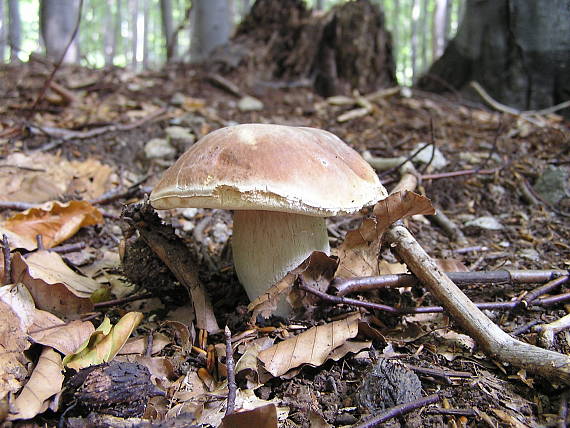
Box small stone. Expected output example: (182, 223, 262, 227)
(238, 95, 264, 112)
(411, 142, 447, 170)
(144, 138, 176, 159)
(520, 248, 540, 262)
(165, 126, 195, 150)
(181, 208, 199, 219)
(334, 413, 358, 425)
(170, 92, 186, 106)
(534, 165, 570, 205)
(465, 216, 504, 231)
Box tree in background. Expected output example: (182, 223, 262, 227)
(160, 0, 177, 62)
(40, 0, 81, 63)
(8, 0, 21, 62)
(418, 0, 570, 111)
(190, 0, 232, 63)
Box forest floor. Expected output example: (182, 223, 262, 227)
(0, 60, 569, 428)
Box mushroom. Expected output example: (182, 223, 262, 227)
(150, 124, 387, 315)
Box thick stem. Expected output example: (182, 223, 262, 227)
(232, 210, 330, 316)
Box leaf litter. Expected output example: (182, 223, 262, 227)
(0, 58, 568, 427)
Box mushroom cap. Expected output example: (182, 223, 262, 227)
(150, 124, 387, 216)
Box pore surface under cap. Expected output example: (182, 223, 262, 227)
(150, 124, 387, 216)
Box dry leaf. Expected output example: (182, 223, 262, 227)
(9, 347, 64, 420)
(335, 191, 434, 278)
(220, 404, 278, 428)
(258, 313, 361, 377)
(0, 152, 113, 204)
(11, 251, 97, 318)
(118, 332, 171, 355)
(30, 319, 96, 356)
(64, 312, 144, 370)
(1, 200, 103, 250)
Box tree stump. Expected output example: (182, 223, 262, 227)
(212, 0, 397, 97)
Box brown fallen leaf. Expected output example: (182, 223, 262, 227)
(219, 404, 278, 428)
(335, 191, 435, 278)
(1, 200, 103, 250)
(0, 152, 114, 204)
(29, 319, 96, 356)
(63, 312, 144, 370)
(118, 332, 171, 356)
(258, 313, 362, 377)
(9, 347, 64, 421)
(11, 251, 99, 318)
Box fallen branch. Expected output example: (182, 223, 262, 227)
(385, 223, 570, 383)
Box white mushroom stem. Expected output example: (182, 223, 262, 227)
(232, 210, 330, 316)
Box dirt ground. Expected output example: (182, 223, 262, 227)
(0, 60, 569, 427)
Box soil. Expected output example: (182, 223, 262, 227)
(0, 57, 569, 428)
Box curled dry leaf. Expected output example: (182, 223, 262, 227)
(11, 251, 99, 317)
(258, 313, 363, 377)
(335, 191, 435, 278)
(9, 347, 64, 421)
(0, 200, 103, 250)
(30, 319, 96, 356)
(63, 312, 144, 371)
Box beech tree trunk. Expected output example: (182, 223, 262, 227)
(0, 0, 5, 62)
(190, 0, 232, 64)
(8, 0, 21, 62)
(418, 0, 570, 114)
(160, 0, 177, 61)
(40, 0, 81, 63)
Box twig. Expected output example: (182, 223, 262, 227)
(404, 364, 471, 384)
(426, 407, 477, 417)
(0, 201, 41, 211)
(510, 320, 541, 337)
(470, 81, 570, 117)
(29, 107, 168, 144)
(89, 176, 150, 205)
(522, 276, 569, 307)
(386, 223, 570, 383)
(50, 242, 87, 254)
(353, 394, 440, 428)
(332, 270, 569, 296)
(534, 313, 570, 349)
(428, 208, 468, 245)
(2, 234, 11, 285)
(301, 280, 565, 314)
(145, 332, 154, 358)
(28, 0, 84, 116)
(93, 293, 153, 309)
(224, 326, 237, 416)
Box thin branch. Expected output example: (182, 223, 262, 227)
(353, 394, 440, 428)
(2, 235, 11, 285)
(224, 326, 237, 416)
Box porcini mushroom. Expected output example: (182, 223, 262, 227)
(150, 124, 387, 315)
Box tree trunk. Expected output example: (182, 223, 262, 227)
(103, 0, 116, 66)
(190, 0, 232, 63)
(432, 0, 448, 59)
(418, 0, 570, 114)
(410, 0, 419, 81)
(142, 0, 150, 69)
(8, 0, 21, 62)
(40, 0, 81, 63)
(0, 0, 5, 62)
(160, 0, 177, 61)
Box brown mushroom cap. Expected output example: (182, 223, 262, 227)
(150, 124, 387, 215)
